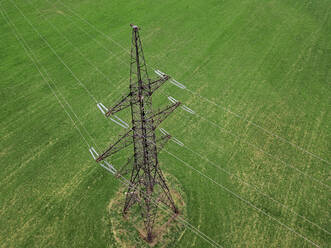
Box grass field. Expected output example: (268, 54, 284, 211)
(0, 0, 330, 247)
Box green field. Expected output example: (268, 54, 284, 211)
(0, 0, 330, 247)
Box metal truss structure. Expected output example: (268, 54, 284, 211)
(96, 24, 181, 242)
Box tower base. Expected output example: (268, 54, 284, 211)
(106, 173, 186, 247)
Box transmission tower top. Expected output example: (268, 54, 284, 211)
(130, 23, 139, 30)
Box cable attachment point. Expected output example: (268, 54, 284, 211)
(154, 69, 167, 79)
(159, 128, 170, 136)
(97, 102, 108, 115)
(159, 128, 184, 147)
(167, 96, 195, 115)
(97, 103, 129, 128)
(167, 96, 178, 104)
(89, 147, 99, 160)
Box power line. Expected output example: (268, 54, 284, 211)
(194, 112, 330, 189)
(178, 135, 330, 235)
(162, 149, 321, 248)
(184, 88, 331, 166)
(98, 112, 324, 246)
(113, 119, 323, 246)
(43, 0, 328, 202)
(0, 5, 91, 150)
(56, 0, 330, 166)
(10, 1, 98, 104)
(9, 1, 325, 245)
(57, 0, 130, 56)
(27, 1, 329, 237)
(1, 6, 221, 246)
(157, 90, 330, 190)
(50, 2, 329, 190)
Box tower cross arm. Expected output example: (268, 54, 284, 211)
(151, 101, 181, 129)
(96, 129, 133, 162)
(148, 74, 170, 94)
(106, 92, 137, 116)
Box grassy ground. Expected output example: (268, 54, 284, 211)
(0, 0, 330, 247)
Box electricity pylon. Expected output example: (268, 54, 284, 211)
(96, 24, 180, 242)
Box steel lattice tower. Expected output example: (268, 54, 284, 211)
(96, 24, 180, 242)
